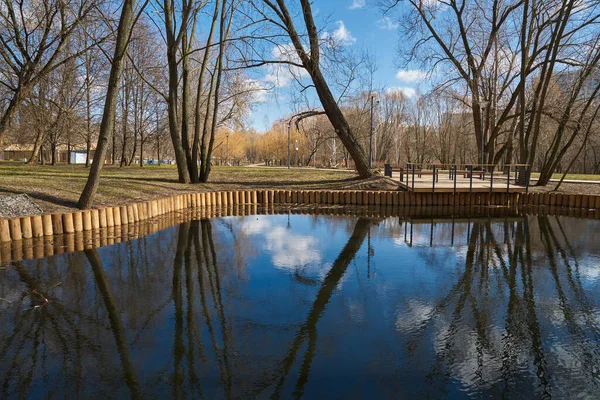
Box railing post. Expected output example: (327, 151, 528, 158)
(453, 166, 457, 194)
(469, 165, 473, 193)
(489, 166, 494, 194)
(412, 164, 415, 191)
(526, 166, 530, 193)
(506, 165, 510, 193)
(432, 165, 436, 192)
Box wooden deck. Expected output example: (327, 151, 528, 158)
(392, 171, 527, 193)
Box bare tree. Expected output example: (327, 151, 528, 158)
(244, 0, 372, 178)
(0, 0, 96, 155)
(78, 0, 148, 209)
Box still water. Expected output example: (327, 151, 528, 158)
(1, 212, 600, 399)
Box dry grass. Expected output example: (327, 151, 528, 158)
(0, 163, 397, 213)
(2, 162, 597, 215)
(530, 172, 600, 181)
(529, 182, 600, 196)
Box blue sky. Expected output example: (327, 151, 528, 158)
(247, 0, 423, 131)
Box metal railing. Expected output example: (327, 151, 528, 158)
(384, 163, 531, 193)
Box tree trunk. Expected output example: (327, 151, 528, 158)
(78, 0, 138, 209)
(181, 31, 193, 179)
(164, 0, 191, 183)
(140, 137, 144, 167)
(85, 46, 92, 168)
(28, 126, 46, 164)
(311, 69, 370, 177)
(199, 0, 229, 183)
(192, 0, 220, 183)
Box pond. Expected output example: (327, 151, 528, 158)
(1, 211, 600, 398)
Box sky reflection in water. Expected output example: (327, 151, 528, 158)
(1, 213, 600, 399)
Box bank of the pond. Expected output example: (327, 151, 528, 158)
(3, 164, 600, 216)
(2, 188, 600, 262)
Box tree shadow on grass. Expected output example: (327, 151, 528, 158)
(0, 188, 78, 210)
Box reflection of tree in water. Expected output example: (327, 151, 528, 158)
(0, 231, 176, 398)
(398, 216, 600, 398)
(250, 217, 376, 399)
(2, 214, 600, 398)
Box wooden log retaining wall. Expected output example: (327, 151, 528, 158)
(1, 191, 600, 263)
(1, 190, 599, 247)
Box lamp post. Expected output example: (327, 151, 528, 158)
(225, 132, 229, 166)
(287, 121, 291, 169)
(369, 95, 374, 170)
(369, 94, 379, 170)
(295, 139, 299, 166)
(480, 101, 488, 169)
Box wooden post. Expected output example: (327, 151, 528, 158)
(52, 213, 63, 235)
(31, 215, 43, 238)
(111, 207, 120, 226)
(73, 211, 84, 232)
(139, 203, 147, 221)
(106, 207, 115, 227)
(92, 209, 101, 229)
(268, 190, 274, 205)
(62, 213, 75, 234)
(82, 210, 92, 231)
(20, 216, 32, 239)
(119, 206, 128, 225)
(42, 214, 53, 237)
(252, 191, 258, 204)
(99, 208, 108, 228)
(222, 192, 228, 208)
(132, 204, 139, 223)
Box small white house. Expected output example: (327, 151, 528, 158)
(69, 151, 88, 164)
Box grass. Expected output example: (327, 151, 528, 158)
(530, 172, 600, 181)
(2, 162, 599, 214)
(0, 163, 397, 213)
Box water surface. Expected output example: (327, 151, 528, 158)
(1, 212, 600, 398)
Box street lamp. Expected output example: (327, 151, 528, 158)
(225, 132, 229, 166)
(287, 121, 291, 169)
(369, 94, 379, 170)
(295, 139, 299, 166)
(480, 100, 488, 169)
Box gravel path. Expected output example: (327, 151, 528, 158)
(0, 194, 43, 218)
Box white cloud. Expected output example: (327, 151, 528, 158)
(395, 69, 426, 83)
(386, 86, 417, 98)
(239, 218, 323, 270)
(239, 78, 272, 103)
(395, 300, 435, 333)
(321, 21, 356, 46)
(349, 0, 366, 9)
(263, 43, 309, 88)
(377, 16, 399, 30)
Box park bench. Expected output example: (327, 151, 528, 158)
(448, 168, 486, 180)
(396, 167, 440, 183)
